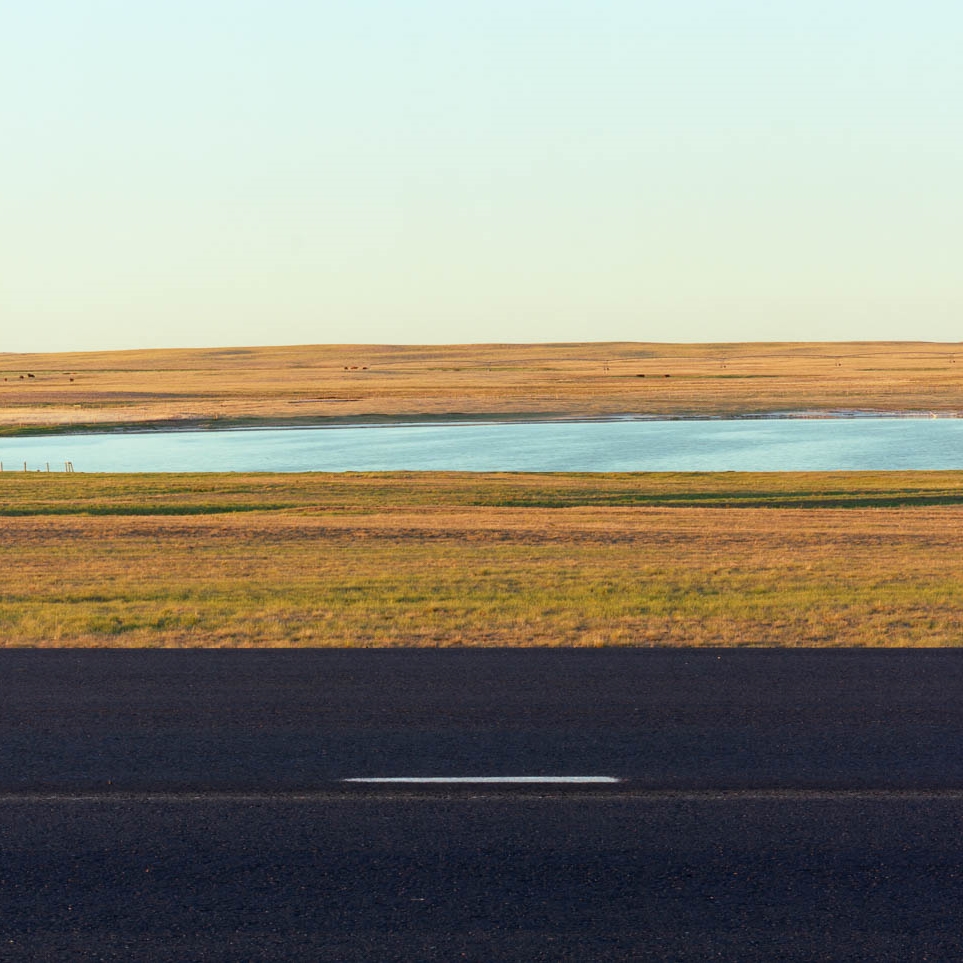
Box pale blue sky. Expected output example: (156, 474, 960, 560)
(3, 1, 960, 351)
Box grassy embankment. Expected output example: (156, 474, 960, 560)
(2, 341, 962, 433)
(2, 471, 961, 648)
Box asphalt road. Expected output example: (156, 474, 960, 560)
(2, 649, 963, 960)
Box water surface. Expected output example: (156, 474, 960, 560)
(3, 418, 962, 473)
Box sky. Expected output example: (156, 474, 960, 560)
(2, 1, 961, 352)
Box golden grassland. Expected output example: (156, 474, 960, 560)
(2, 471, 961, 648)
(2, 341, 962, 433)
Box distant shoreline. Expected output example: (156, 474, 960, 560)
(2, 408, 960, 438)
(3, 342, 961, 435)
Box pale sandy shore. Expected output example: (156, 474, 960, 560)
(2, 408, 962, 439)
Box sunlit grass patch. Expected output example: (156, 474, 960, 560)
(1, 471, 961, 647)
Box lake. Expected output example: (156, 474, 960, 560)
(2, 418, 963, 473)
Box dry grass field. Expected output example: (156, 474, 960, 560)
(2, 342, 960, 648)
(2, 471, 961, 648)
(2, 341, 962, 433)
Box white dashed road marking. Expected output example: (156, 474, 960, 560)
(342, 776, 622, 784)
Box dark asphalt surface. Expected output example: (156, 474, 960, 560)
(2, 649, 963, 960)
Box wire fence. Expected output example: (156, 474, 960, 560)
(0, 461, 75, 472)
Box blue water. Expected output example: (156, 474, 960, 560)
(3, 418, 963, 473)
